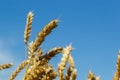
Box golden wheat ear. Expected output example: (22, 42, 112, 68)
(26, 19, 59, 56)
(87, 70, 100, 80)
(23, 64, 55, 80)
(32, 19, 59, 52)
(24, 11, 33, 44)
(87, 70, 95, 80)
(57, 45, 73, 80)
(116, 50, 120, 75)
(9, 60, 28, 80)
(113, 50, 120, 80)
(0, 63, 12, 70)
(39, 47, 63, 62)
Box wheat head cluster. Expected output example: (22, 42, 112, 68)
(0, 12, 120, 80)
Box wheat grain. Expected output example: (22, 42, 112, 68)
(70, 68, 77, 80)
(65, 67, 72, 80)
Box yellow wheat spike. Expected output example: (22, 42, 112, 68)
(24, 11, 33, 43)
(23, 64, 53, 80)
(58, 45, 73, 80)
(0, 63, 12, 70)
(30, 19, 59, 55)
(113, 50, 120, 80)
(116, 50, 120, 75)
(9, 60, 28, 80)
(87, 70, 100, 80)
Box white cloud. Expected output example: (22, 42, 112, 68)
(0, 38, 26, 80)
(0, 39, 14, 64)
(0, 51, 14, 64)
(0, 39, 16, 80)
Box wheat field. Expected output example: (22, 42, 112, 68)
(0, 12, 120, 80)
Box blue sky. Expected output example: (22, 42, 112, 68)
(0, 0, 120, 80)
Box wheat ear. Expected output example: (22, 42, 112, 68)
(113, 72, 119, 80)
(116, 51, 120, 75)
(40, 65, 57, 80)
(41, 69, 57, 80)
(0, 63, 12, 70)
(58, 45, 73, 80)
(87, 71, 96, 80)
(9, 60, 28, 80)
(24, 11, 33, 43)
(39, 47, 63, 62)
(23, 64, 53, 80)
(87, 70, 100, 80)
(30, 19, 59, 54)
(113, 50, 120, 80)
